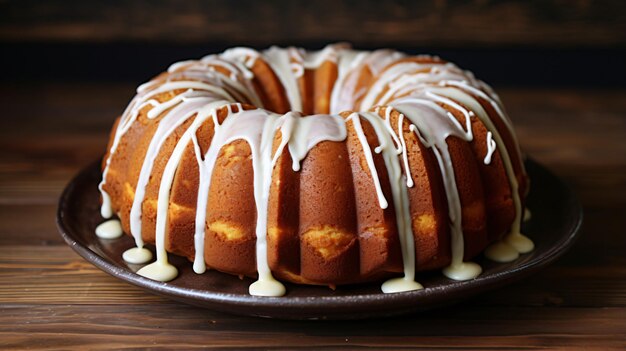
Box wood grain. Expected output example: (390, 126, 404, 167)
(0, 83, 625, 349)
(1, 305, 625, 350)
(1, 0, 625, 48)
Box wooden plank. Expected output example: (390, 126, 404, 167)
(0, 135, 105, 205)
(503, 89, 626, 169)
(498, 89, 626, 207)
(0, 205, 65, 245)
(0, 304, 624, 350)
(1, 0, 625, 47)
(0, 246, 163, 305)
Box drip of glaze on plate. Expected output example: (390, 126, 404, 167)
(95, 219, 123, 239)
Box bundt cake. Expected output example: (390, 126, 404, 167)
(95, 43, 534, 297)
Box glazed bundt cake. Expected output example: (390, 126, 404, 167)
(96, 43, 534, 296)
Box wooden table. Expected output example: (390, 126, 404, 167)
(1, 83, 625, 349)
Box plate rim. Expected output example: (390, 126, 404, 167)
(56, 158, 583, 317)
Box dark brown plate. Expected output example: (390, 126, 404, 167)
(57, 158, 582, 320)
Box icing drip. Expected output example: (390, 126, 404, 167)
(484, 131, 497, 164)
(444, 80, 527, 178)
(137, 261, 178, 282)
(350, 111, 423, 293)
(523, 207, 532, 222)
(220, 47, 261, 70)
(391, 96, 482, 281)
(347, 113, 389, 209)
(100, 57, 262, 273)
(136, 98, 347, 294)
(329, 50, 368, 113)
(331, 50, 405, 114)
(186, 108, 285, 294)
(136, 100, 230, 282)
(214, 56, 262, 105)
(284, 113, 348, 171)
(288, 44, 346, 79)
(99, 79, 238, 219)
(129, 92, 210, 249)
(153, 100, 231, 277)
(95, 219, 123, 239)
(225, 109, 286, 296)
(426, 86, 534, 261)
(484, 241, 519, 262)
(264, 47, 303, 112)
(250, 111, 348, 296)
(505, 232, 534, 253)
(108, 76, 243, 281)
(361, 61, 467, 110)
(397, 113, 414, 188)
(291, 63, 305, 79)
(300, 43, 344, 69)
(122, 247, 153, 265)
(99, 95, 147, 218)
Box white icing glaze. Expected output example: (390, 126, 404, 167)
(132, 98, 347, 295)
(301, 43, 345, 69)
(95, 219, 123, 239)
(354, 111, 423, 292)
(347, 113, 389, 209)
(201, 55, 263, 107)
(484, 131, 497, 164)
(99, 78, 238, 218)
(264, 46, 303, 112)
(221, 47, 260, 68)
(167, 59, 195, 73)
(137, 261, 178, 282)
(291, 62, 305, 79)
(427, 86, 533, 259)
(329, 50, 368, 114)
(442, 262, 482, 281)
(360, 61, 468, 111)
(105, 74, 244, 282)
(99, 44, 533, 296)
(446, 80, 524, 170)
(390, 96, 482, 281)
(484, 241, 519, 262)
(505, 232, 535, 253)
(129, 91, 209, 249)
(524, 207, 532, 222)
(381, 276, 423, 293)
(284, 113, 348, 171)
(397, 113, 414, 187)
(122, 247, 153, 264)
(288, 44, 346, 79)
(330, 50, 404, 113)
(154, 100, 230, 278)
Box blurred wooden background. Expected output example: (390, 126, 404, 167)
(1, 0, 625, 86)
(3, 0, 625, 46)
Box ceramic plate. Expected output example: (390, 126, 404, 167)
(57, 159, 582, 320)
